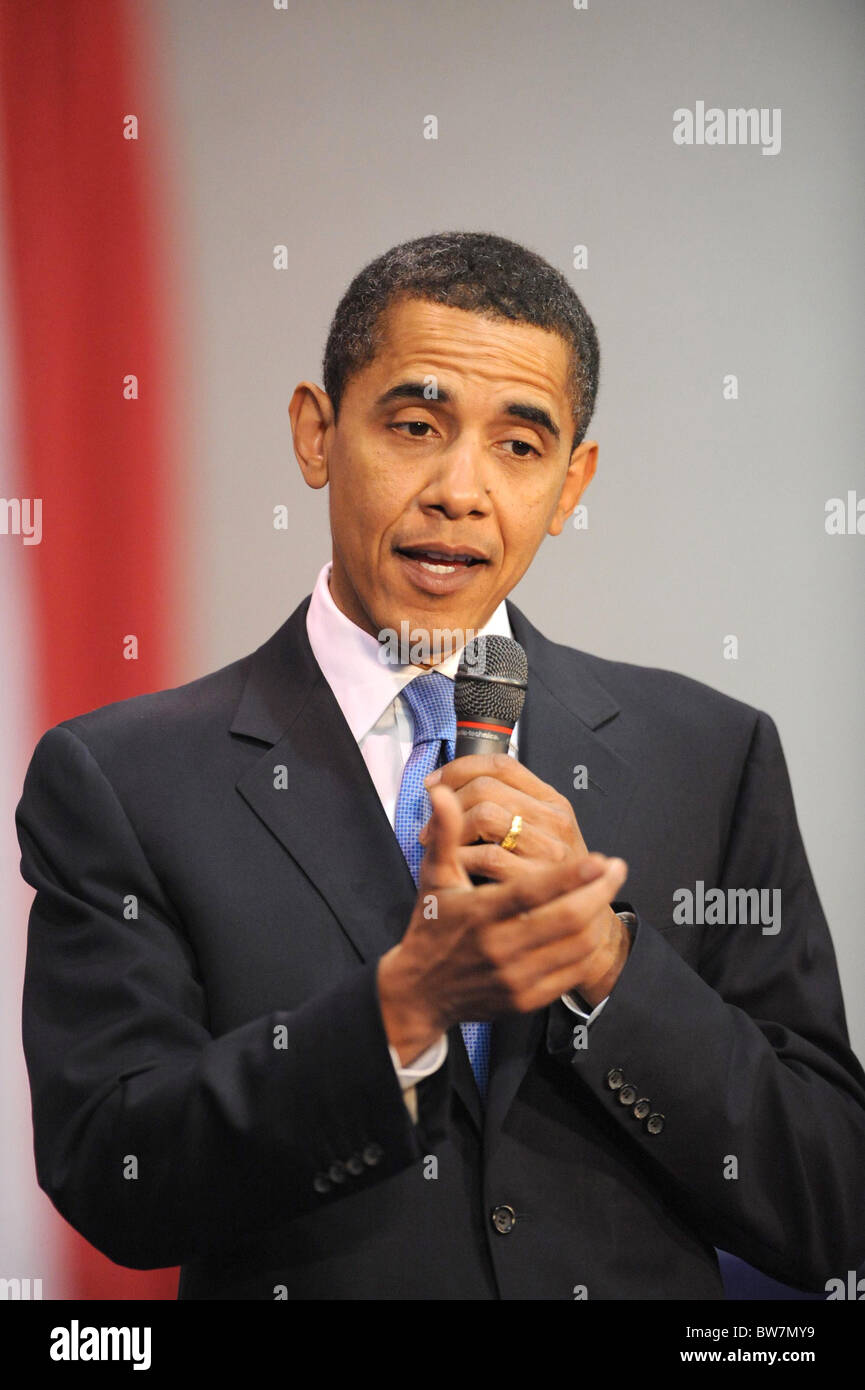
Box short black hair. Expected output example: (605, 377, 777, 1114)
(322, 231, 600, 452)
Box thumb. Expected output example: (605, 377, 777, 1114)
(418, 783, 473, 893)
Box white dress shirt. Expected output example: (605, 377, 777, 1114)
(305, 561, 609, 1115)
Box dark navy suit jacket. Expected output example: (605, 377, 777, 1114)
(16, 597, 865, 1298)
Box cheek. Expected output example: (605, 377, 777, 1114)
(330, 465, 409, 550)
(330, 453, 383, 521)
(498, 493, 556, 556)
(359, 453, 421, 526)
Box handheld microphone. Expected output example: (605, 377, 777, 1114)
(452, 636, 528, 886)
(454, 635, 528, 759)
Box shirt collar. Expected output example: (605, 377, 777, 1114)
(306, 560, 513, 742)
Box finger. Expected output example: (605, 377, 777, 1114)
(476, 850, 618, 923)
(425, 752, 563, 803)
(506, 858, 628, 948)
(418, 783, 474, 893)
(420, 785, 563, 846)
(461, 859, 624, 1005)
(458, 828, 576, 881)
(421, 798, 566, 858)
(501, 924, 607, 1003)
(511, 954, 614, 1015)
(509, 902, 630, 1011)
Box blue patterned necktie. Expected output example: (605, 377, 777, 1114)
(394, 670, 491, 1102)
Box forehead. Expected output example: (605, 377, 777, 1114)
(358, 296, 573, 405)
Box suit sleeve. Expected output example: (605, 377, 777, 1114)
(546, 709, 865, 1291)
(17, 724, 447, 1270)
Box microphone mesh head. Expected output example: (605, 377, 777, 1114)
(455, 636, 528, 728)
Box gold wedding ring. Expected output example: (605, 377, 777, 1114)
(500, 814, 523, 853)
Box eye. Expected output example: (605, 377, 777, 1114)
(390, 420, 436, 438)
(502, 439, 541, 459)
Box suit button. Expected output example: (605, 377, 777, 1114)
(618, 1083, 638, 1106)
(646, 1112, 665, 1135)
(313, 1173, 330, 1194)
(491, 1204, 516, 1235)
(362, 1143, 384, 1167)
(328, 1161, 347, 1184)
(605, 1068, 625, 1090)
(346, 1154, 365, 1176)
(633, 1097, 651, 1120)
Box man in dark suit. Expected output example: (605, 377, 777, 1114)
(17, 232, 865, 1299)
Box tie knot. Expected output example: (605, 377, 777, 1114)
(400, 670, 456, 749)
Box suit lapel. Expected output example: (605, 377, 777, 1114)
(232, 598, 417, 963)
(506, 602, 638, 853)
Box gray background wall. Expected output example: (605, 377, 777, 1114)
(151, 0, 864, 1051)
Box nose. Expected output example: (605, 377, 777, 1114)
(418, 435, 492, 520)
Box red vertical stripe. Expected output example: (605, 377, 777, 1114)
(0, 0, 180, 1298)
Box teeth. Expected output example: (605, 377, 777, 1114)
(419, 561, 457, 574)
(405, 550, 474, 562)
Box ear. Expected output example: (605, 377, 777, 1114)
(288, 381, 334, 490)
(548, 440, 598, 536)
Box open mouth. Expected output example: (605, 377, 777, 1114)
(395, 546, 487, 575)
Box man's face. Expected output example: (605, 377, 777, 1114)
(289, 296, 597, 646)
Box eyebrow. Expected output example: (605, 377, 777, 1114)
(374, 380, 560, 442)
